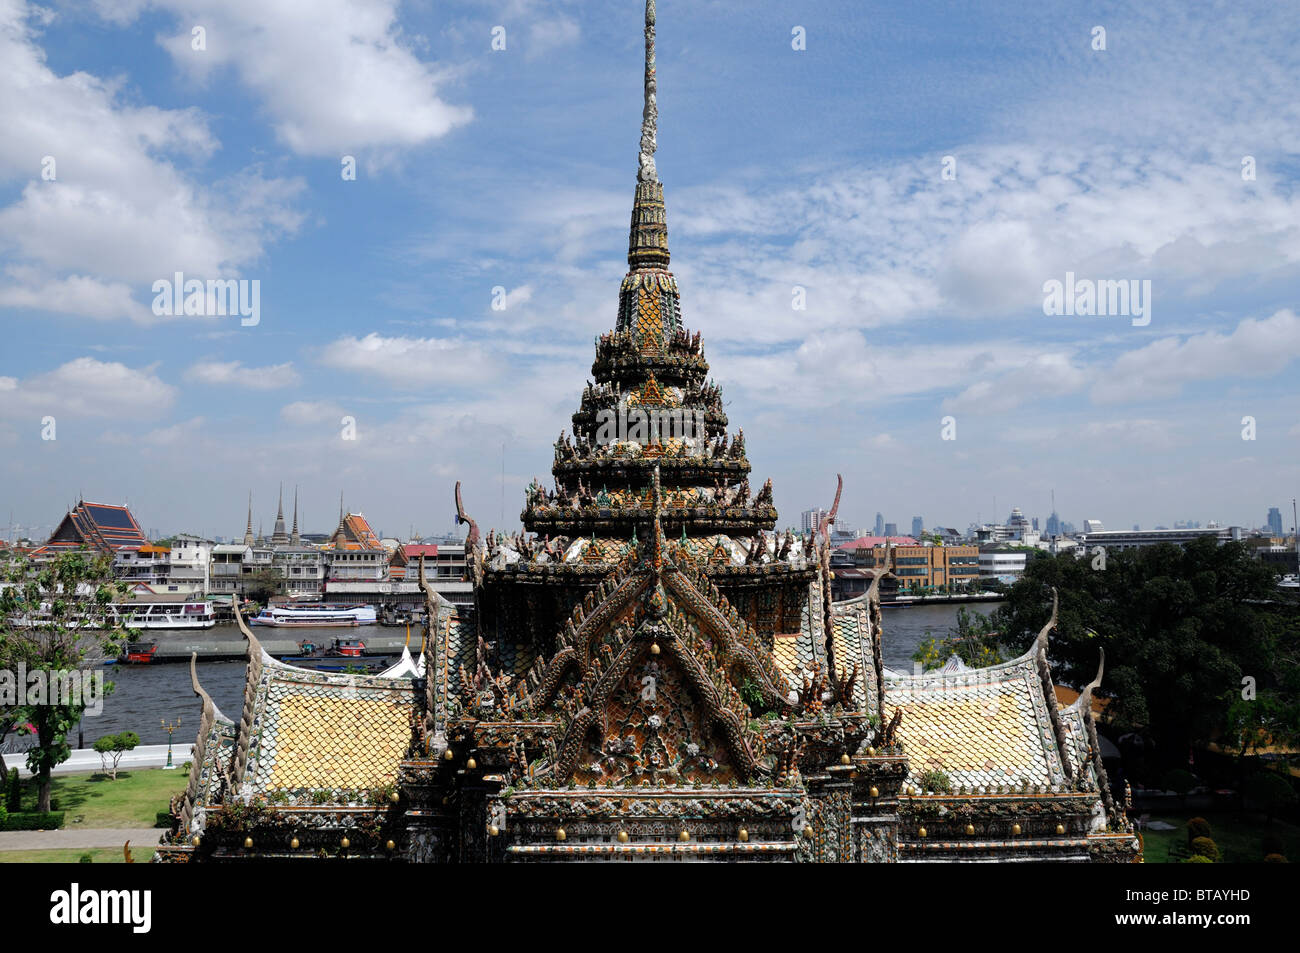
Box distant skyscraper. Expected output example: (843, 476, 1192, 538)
(911, 516, 924, 538)
(1046, 511, 1061, 537)
(1133, 524, 1140, 532)
(1083, 519, 1104, 534)
(884, 522, 898, 537)
(801, 508, 829, 535)
(874, 512, 884, 537)
(1267, 507, 1283, 536)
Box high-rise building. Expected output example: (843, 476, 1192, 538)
(911, 516, 924, 538)
(1267, 507, 1283, 536)
(884, 522, 898, 537)
(802, 508, 829, 535)
(874, 512, 884, 536)
(1046, 511, 1061, 537)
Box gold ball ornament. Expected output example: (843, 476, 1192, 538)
(869, 786, 879, 798)
(918, 827, 927, 838)
(617, 830, 629, 843)
(556, 827, 567, 841)
(738, 828, 749, 842)
(389, 791, 400, 803)
(243, 836, 253, 849)
(1011, 824, 1021, 836)
(443, 748, 454, 761)
(466, 757, 477, 770)
(650, 642, 661, 656)
(840, 753, 851, 765)
(1056, 824, 1065, 835)
(678, 829, 690, 842)
(191, 836, 200, 847)
(340, 836, 350, 849)
(386, 840, 396, 851)
(965, 824, 975, 836)
(488, 825, 500, 837)
(290, 837, 300, 849)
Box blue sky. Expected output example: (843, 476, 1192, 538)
(1, 0, 1298, 542)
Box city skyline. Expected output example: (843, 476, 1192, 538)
(2, 2, 1298, 541)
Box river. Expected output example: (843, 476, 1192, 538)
(21, 602, 996, 749)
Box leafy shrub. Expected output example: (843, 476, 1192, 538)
(1263, 853, 1289, 863)
(1187, 817, 1212, 844)
(0, 811, 65, 831)
(1160, 769, 1197, 796)
(1190, 836, 1221, 862)
(1243, 772, 1297, 818)
(154, 811, 174, 829)
(5, 769, 19, 812)
(917, 769, 952, 794)
(78, 853, 93, 864)
(1182, 854, 1212, 863)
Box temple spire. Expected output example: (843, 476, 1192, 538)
(291, 486, 300, 545)
(628, 0, 669, 270)
(638, 0, 658, 185)
(243, 492, 254, 547)
(272, 482, 288, 545)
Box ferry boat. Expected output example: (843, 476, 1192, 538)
(123, 641, 159, 664)
(109, 601, 217, 630)
(282, 638, 393, 673)
(251, 604, 376, 627)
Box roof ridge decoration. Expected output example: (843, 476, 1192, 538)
(1032, 586, 1075, 781)
(177, 652, 232, 837)
(1073, 647, 1122, 823)
(230, 601, 267, 787)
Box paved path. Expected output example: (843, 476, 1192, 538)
(0, 827, 164, 851)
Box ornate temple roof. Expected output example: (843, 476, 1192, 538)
(883, 646, 1069, 790)
(160, 2, 1137, 865)
(31, 500, 148, 558)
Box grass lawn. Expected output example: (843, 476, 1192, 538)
(0, 847, 156, 864)
(9, 769, 188, 828)
(1140, 811, 1300, 863)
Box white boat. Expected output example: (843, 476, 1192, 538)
(109, 601, 217, 630)
(1279, 574, 1300, 590)
(251, 604, 376, 627)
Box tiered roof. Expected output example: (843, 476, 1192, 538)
(30, 500, 148, 558)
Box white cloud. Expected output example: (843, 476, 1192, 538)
(0, 357, 176, 419)
(316, 332, 501, 389)
(1091, 310, 1300, 405)
(281, 400, 346, 425)
(0, 0, 305, 321)
(125, 0, 473, 156)
(189, 360, 301, 389)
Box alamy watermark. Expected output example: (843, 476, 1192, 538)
(0, 663, 105, 716)
(594, 404, 706, 446)
(1042, 271, 1151, 327)
(151, 272, 260, 326)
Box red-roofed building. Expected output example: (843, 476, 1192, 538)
(389, 543, 438, 580)
(29, 500, 149, 560)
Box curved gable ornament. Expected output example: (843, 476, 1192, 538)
(549, 609, 763, 785)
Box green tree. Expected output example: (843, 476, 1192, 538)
(92, 730, 140, 780)
(244, 568, 283, 603)
(912, 606, 1007, 671)
(0, 550, 125, 811)
(989, 539, 1291, 775)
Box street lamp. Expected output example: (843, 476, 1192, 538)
(161, 716, 182, 770)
